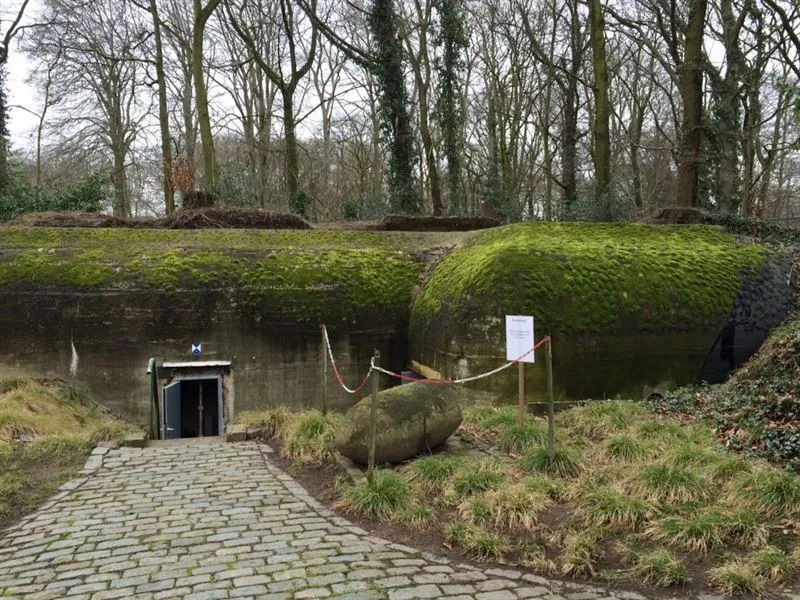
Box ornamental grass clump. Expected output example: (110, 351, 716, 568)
(282, 410, 340, 463)
(645, 509, 728, 555)
(731, 468, 800, 518)
(561, 528, 603, 577)
(482, 484, 549, 531)
(748, 545, 792, 582)
(498, 422, 546, 454)
(632, 549, 690, 587)
(630, 463, 709, 504)
(462, 527, 507, 561)
(406, 455, 461, 492)
(708, 560, 764, 596)
(557, 401, 646, 440)
(520, 447, 582, 478)
(452, 460, 507, 497)
(604, 435, 651, 462)
(578, 484, 652, 533)
(337, 470, 410, 520)
(400, 506, 434, 529)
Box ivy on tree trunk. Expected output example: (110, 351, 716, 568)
(368, 0, 418, 214)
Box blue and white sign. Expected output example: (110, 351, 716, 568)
(191, 342, 202, 357)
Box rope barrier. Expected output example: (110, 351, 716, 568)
(370, 336, 551, 385)
(321, 325, 373, 394)
(322, 322, 551, 392)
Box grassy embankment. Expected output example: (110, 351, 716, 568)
(0, 377, 136, 529)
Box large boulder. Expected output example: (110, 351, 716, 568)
(335, 383, 463, 465)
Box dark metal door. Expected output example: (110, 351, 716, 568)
(162, 381, 182, 439)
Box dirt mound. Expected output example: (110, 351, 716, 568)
(7, 208, 312, 230)
(377, 214, 501, 231)
(9, 212, 132, 228)
(148, 207, 311, 230)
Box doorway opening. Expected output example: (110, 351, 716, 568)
(160, 367, 228, 439)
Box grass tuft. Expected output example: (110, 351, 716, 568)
(452, 461, 507, 497)
(632, 549, 690, 587)
(520, 447, 582, 478)
(732, 469, 800, 518)
(561, 529, 602, 577)
(604, 435, 649, 462)
(337, 470, 410, 520)
(557, 401, 647, 440)
(235, 407, 291, 438)
(708, 560, 764, 596)
(645, 509, 727, 555)
(748, 545, 791, 582)
(498, 422, 547, 454)
(399, 506, 434, 529)
(579, 485, 651, 533)
(407, 455, 461, 492)
(482, 484, 549, 531)
(462, 527, 507, 561)
(281, 410, 340, 463)
(630, 463, 708, 504)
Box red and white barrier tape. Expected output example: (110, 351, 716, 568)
(321, 324, 373, 394)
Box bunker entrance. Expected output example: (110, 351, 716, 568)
(158, 361, 231, 440)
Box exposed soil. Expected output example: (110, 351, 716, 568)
(0, 443, 89, 531)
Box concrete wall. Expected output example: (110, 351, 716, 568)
(0, 288, 407, 427)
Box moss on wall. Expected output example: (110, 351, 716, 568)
(0, 227, 463, 324)
(410, 223, 768, 338)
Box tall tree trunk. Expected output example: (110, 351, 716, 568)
(589, 0, 611, 203)
(192, 0, 221, 192)
(676, 0, 707, 208)
(282, 91, 299, 201)
(150, 0, 175, 214)
(418, 85, 443, 215)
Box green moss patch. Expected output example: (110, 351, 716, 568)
(0, 227, 460, 323)
(411, 223, 767, 335)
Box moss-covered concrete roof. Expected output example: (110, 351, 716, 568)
(410, 223, 769, 335)
(0, 227, 471, 325)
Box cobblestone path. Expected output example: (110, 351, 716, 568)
(0, 441, 706, 600)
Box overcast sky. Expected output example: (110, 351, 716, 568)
(4, 0, 40, 151)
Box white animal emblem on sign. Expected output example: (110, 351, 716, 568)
(191, 343, 202, 357)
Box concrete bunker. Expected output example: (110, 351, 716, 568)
(156, 361, 233, 440)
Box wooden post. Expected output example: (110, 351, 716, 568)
(518, 362, 526, 427)
(546, 336, 555, 458)
(368, 350, 380, 483)
(321, 328, 328, 417)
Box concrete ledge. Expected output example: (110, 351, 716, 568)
(225, 424, 247, 443)
(121, 431, 148, 448)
